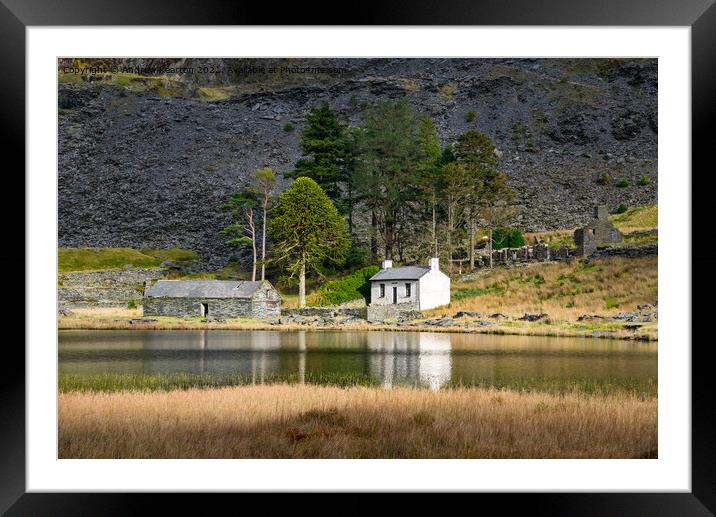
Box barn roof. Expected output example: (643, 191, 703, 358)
(144, 280, 268, 299)
(370, 266, 430, 281)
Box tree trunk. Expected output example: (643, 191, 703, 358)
(447, 204, 453, 275)
(384, 223, 395, 260)
(251, 237, 257, 281)
(432, 194, 437, 257)
(370, 211, 378, 260)
(298, 254, 306, 308)
(260, 200, 267, 281)
(469, 218, 475, 270)
(488, 225, 493, 269)
(347, 183, 354, 235)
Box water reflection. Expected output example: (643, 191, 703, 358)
(367, 332, 452, 389)
(59, 329, 657, 389)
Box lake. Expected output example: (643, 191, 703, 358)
(59, 330, 657, 391)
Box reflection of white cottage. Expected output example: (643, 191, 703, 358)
(367, 332, 452, 390)
(367, 258, 450, 322)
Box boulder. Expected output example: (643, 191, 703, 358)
(519, 313, 549, 322)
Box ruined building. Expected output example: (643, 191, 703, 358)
(573, 206, 623, 256)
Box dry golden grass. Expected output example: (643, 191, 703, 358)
(431, 256, 657, 322)
(59, 384, 657, 459)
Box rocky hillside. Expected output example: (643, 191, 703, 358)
(58, 58, 657, 269)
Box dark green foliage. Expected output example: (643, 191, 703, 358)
(310, 266, 380, 306)
(616, 179, 629, 188)
(638, 175, 650, 186)
(283, 122, 294, 132)
(492, 228, 525, 250)
(597, 173, 610, 185)
(616, 203, 628, 214)
(270, 177, 351, 278)
(466, 110, 476, 122)
(353, 98, 422, 259)
(127, 299, 137, 309)
(285, 102, 347, 201)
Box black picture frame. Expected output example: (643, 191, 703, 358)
(4, 0, 711, 513)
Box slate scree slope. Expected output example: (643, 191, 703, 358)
(58, 58, 657, 269)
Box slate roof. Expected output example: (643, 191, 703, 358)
(145, 280, 267, 299)
(369, 266, 430, 281)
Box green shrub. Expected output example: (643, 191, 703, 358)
(127, 299, 138, 309)
(616, 203, 628, 214)
(309, 266, 380, 306)
(638, 175, 650, 186)
(604, 296, 620, 309)
(596, 173, 610, 185)
(466, 110, 476, 122)
(616, 179, 629, 188)
(492, 228, 526, 250)
(283, 122, 295, 132)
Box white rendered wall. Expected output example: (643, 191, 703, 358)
(417, 270, 451, 310)
(370, 280, 417, 307)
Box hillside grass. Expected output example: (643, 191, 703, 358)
(58, 384, 657, 459)
(609, 204, 658, 234)
(432, 256, 657, 321)
(58, 247, 198, 273)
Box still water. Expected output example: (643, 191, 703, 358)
(59, 330, 657, 390)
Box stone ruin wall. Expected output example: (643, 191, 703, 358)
(58, 267, 168, 308)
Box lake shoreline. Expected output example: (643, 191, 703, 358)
(58, 383, 657, 459)
(58, 312, 658, 341)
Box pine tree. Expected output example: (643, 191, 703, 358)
(353, 98, 421, 260)
(286, 103, 347, 202)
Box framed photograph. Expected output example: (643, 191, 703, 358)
(7, 0, 712, 512)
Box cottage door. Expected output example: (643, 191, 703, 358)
(392, 286, 397, 304)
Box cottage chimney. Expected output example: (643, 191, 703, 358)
(382, 259, 393, 269)
(429, 257, 440, 271)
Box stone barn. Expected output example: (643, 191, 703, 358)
(367, 258, 450, 322)
(143, 280, 281, 319)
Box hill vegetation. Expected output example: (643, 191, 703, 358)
(58, 247, 197, 273)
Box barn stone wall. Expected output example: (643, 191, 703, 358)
(143, 295, 280, 319)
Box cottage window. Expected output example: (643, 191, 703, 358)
(405, 283, 411, 297)
(380, 284, 385, 298)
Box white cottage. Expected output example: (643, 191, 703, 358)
(366, 257, 450, 321)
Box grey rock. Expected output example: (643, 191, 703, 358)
(519, 313, 549, 322)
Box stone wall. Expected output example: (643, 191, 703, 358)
(470, 243, 573, 270)
(587, 245, 658, 261)
(282, 307, 367, 319)
(367, 303, 423, 322)
(58, 267, 167, 307)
